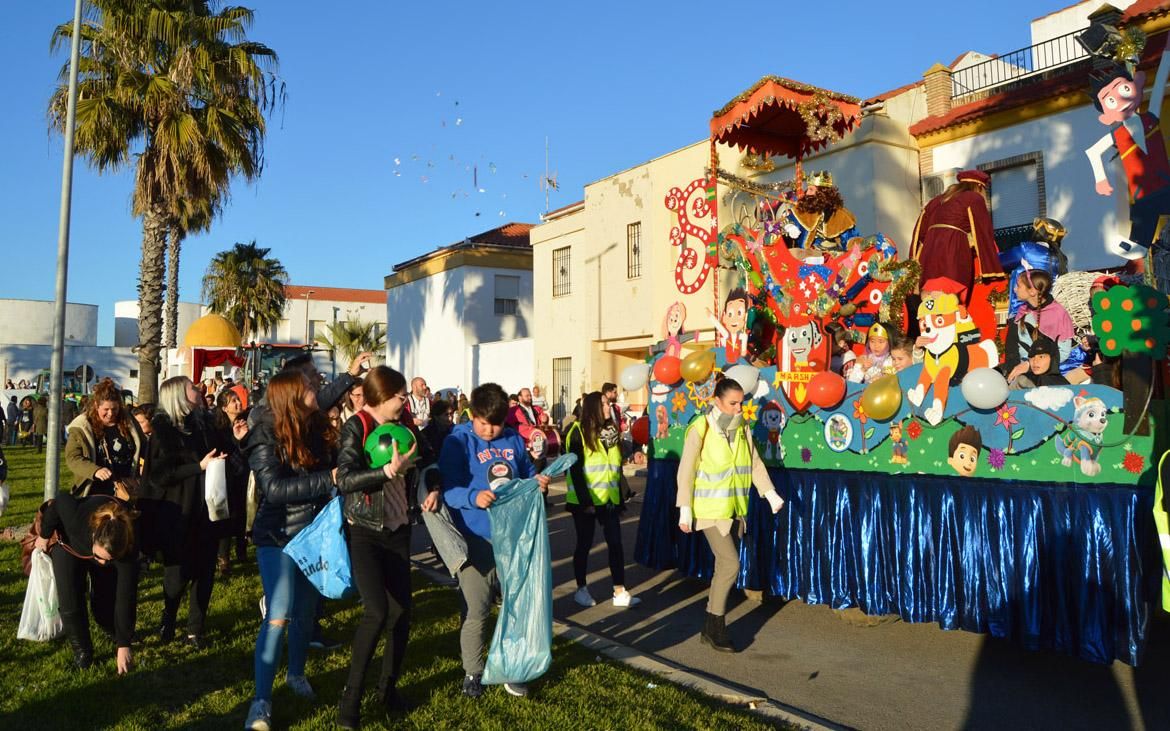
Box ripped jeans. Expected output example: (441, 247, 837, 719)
(253, 546, 319, 702)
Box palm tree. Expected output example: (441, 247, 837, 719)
(202, 241, 289, 340)
(48, 1, 281, 403)
(314, 320, 387, 366)
(165, 195, 220, 349)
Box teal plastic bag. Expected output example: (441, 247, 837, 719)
(282, 496, 354, 599)
(482, 453, 577, 685)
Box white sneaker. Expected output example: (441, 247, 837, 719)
(612, 590, 641, 608)
(573, 586, 597, 607)
(286, 674, 315, 700)
(244, 699, 271, 731)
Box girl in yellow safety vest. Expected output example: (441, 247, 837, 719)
(565, 391, 640, 608)
(677, 377, 785, 652)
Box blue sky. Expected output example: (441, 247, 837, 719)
(2, 0, 1069, 345)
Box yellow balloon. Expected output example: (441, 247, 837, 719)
(860, 374, 902, 421)
(680, 350, 716, 382)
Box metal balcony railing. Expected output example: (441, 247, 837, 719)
(951, 30, 1089, 98)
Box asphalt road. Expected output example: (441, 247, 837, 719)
(412, 473, 1169, 731)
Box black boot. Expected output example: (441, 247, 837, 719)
(69, 637, 94, 669)
(378, 678, 410, 714)
(337, 685, 362, 730)
(700, 612, 736, 653)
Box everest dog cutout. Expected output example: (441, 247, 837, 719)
(1056, 394, 1110, 477)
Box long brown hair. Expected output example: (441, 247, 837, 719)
(85, 378, 130, 439)
(89, 500, 136, 560)
(577, 391, 606, 453)
(362, 366, 406, 407)
(941, 180, 988, 203)
(268, 371, 336, 470)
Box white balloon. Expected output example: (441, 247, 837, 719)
(619, 363, 651, 392)
(723, 364, 760, 393)
(960, 368, 1009, 410)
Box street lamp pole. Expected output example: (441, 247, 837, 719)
(302, 290, 315, 344)
(45, 0, 84, 501)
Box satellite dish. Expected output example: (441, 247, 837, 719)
(74, 364, 95, 383)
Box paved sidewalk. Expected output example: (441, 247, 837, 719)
(412, 474, 1170, 731)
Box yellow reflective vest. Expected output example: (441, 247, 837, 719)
(688, 416, 752, 520)
(1155, 451, 1170, 612)
(565, 423, 622, 507)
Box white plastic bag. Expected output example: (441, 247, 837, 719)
(18, 549, 63, 642)
(0, 482, 9, 517)
(205, 458, 229, 521)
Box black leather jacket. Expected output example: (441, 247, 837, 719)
(244, 420, 335, 547)
(336, 413, 408, 531)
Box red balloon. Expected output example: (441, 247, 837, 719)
(808, 370, 847, 409)
(653, 355, 682, 384)
(631, 415, 650, 445)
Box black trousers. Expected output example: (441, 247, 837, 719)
(160, 510, 219, 636)
(345, 522, 412, 693)
(51, 549, 117, 647)
(571, 507, 625, 588)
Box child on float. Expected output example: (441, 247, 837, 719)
(676, 377, 785, 653)
(846, 322, 896, 383)
(1004, 267, 1075, 385)
(1010, 333, 1069, 389)
(439, 383, 550, 699)
(889, 336, 915, 372)
(823, 322, 857, 376)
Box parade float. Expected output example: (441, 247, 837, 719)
(632, 73, 1169, 666)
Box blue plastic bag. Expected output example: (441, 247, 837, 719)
(482, 453, 577, 685)
(282, 496, 354, 599)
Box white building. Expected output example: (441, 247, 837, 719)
(384, 223, 535, 395)
(0, 298, 138, 391)
(113, 300, 204, 348)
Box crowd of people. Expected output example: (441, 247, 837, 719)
(17, 352, 679, 731)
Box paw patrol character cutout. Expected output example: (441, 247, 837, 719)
(655, 403, 670, 439)
(759, 401, 786, 460)
(947, 425, 983, 477)
(907, 278, 998, 425)
(777, 318, 828, 412)
(708, 288, 751, 363)
(889, 420, 909, 465)
(1056, 394, 1109, 476)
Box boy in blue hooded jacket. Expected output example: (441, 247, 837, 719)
(439, 383, 549, 698)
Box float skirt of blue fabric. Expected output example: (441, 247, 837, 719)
(635, 458, 1160, 665)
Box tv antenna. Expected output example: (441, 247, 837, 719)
(540, 136, 559, 212)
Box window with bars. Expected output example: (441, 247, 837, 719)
(553, 246, 571, 297)
(979, 152, 1046, 251)
(494, 274, 520, 315)
(627, 222, 642, 278)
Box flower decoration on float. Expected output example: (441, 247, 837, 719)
(987, 448, 1006, 471)
(671, 390, 688, 414)
(906, 420, 923, 440)
(1122, 450, 1145, 474)
(741, 400, 758, 424)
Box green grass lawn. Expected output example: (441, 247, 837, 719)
(0, 445, 782, 730)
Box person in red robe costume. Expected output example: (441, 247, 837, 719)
(909, 169, 1005, 304)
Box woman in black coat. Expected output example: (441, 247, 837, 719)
(212, 389, 251, 573)
(36, 493, 139, 672)
(148, 376, 224, 648)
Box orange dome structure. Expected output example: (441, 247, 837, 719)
(182, 314, 242, 348)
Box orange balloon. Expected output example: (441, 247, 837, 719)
(653, 356, 682, 384)
(808, 371, 847, 409)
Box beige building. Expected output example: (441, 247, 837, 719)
(531, 105, 924, 421)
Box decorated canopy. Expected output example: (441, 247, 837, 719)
(709, 76, 862, 161)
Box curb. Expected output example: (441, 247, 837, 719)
(411, 558, 849, 731)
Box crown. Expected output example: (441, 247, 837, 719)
(807, 171, 834, 188)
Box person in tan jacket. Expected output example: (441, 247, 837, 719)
(65, 379, 144, 497)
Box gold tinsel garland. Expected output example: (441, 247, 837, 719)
(740, 152, 776, 172)
(1115, 28, 1147, 65)
(871, 259, 922, 331)
(709, 167, 797, 197)
(799, 92, 848, 146)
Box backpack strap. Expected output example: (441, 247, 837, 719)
(355, 410, 376, 443)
